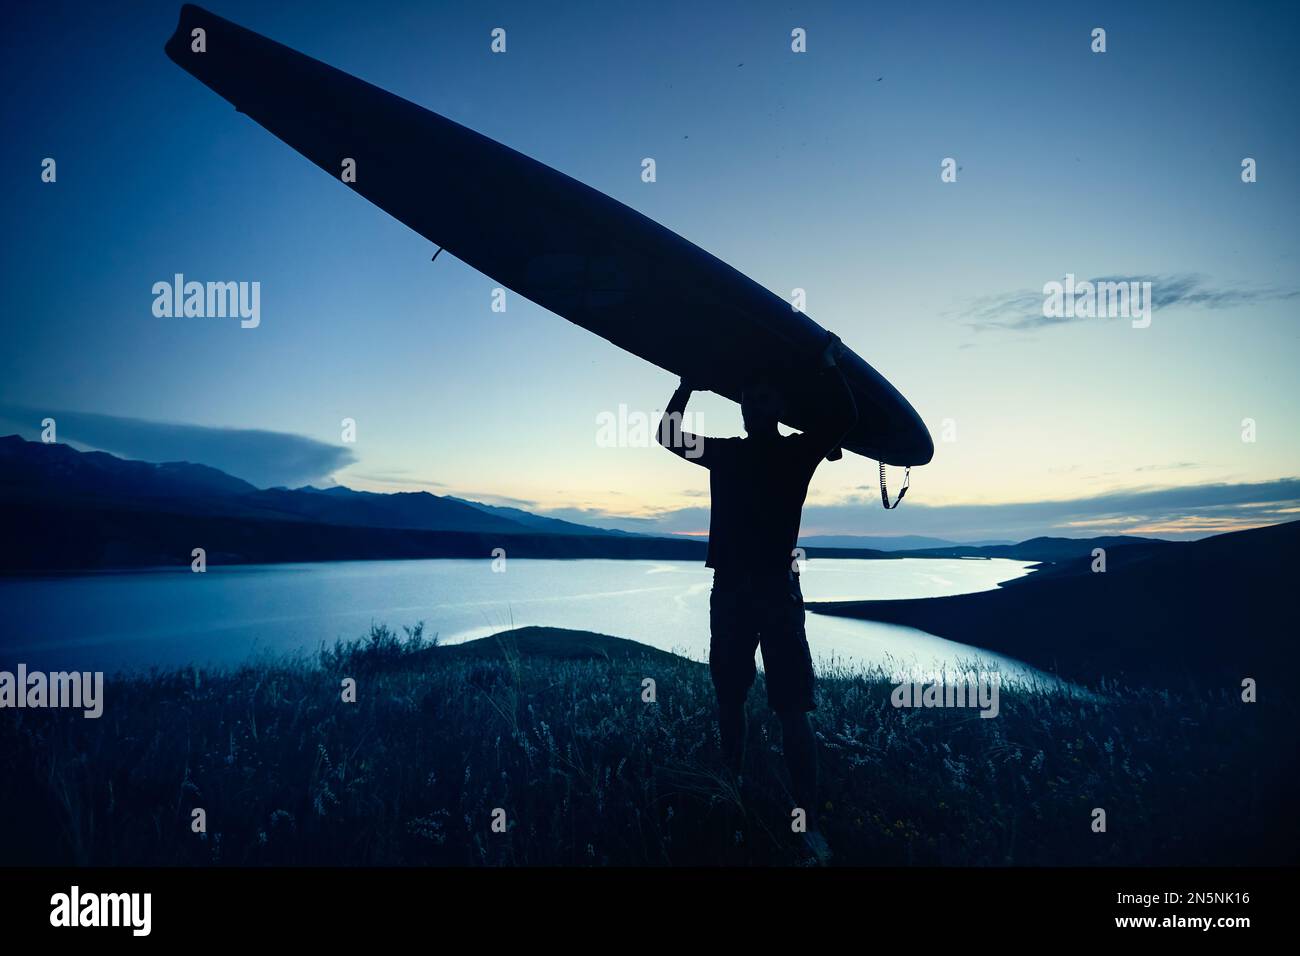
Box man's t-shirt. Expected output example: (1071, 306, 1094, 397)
(696, 431, 830, 576)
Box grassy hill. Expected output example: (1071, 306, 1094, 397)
(810, 521, 1299, 685)
(1, 624, 1292, 866)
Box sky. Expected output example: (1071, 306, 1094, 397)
(2, 0, 1298, 541)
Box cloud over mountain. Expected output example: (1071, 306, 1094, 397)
(0, 406, 355, 488)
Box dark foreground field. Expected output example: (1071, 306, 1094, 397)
(1, 625, 1294, 866)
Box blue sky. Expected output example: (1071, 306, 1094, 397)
(2, 0, 1297, 540)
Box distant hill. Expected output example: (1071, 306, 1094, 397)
(890, 534, 1176, 563)
(445, 496, 635, 536)
(1, 501, 707, 571)
(0, 435, 692, 570)
(809, 520, 1299, 685)
(800, 534, 970, 551)
(796, 535, 1174, 564)
(1, 434, 629, 529)
(0, 434, 259, 500)
(251, 485, 534, 534)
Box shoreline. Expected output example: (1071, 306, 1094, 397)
(0, 549, 1006, 579)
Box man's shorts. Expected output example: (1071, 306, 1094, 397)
(708, 571, 816, 713)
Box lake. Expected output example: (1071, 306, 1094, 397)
(0, 556, 1045, 680)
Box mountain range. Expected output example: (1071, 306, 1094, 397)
(1, 435, 1180, 572)
(0, 434, 697, 570)
(0, 434, 630, 536)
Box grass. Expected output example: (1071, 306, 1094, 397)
(1, 624, 1294, 866)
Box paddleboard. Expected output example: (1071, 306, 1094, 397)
(165, 4, 933, 467)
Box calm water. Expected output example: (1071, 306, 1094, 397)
(0, 557, 1044, 680)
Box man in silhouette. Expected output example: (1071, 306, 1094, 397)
(656, 333, 857, 862)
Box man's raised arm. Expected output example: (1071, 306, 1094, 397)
(657, 379, 709, 464)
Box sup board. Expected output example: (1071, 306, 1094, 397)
(165, 5, 933, 468)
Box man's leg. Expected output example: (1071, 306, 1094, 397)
(718, 697, 747, 774)
(759, 575, 829, 859)
(781, 707, 830, 863)
(777, 709, 818, 826)
(709, 584, 758, 774)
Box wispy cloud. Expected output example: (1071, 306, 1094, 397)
(348, 471, 446, 489)
(535, 506, 676, 534)
(0, 406, 354, 488)
(959, 273, 1299, 332)
(1133, 462, 1199, 472)
(458, 492, 540, 509)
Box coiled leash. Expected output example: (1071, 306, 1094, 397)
(879, 462, 911, 509)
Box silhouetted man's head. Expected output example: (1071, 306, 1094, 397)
(741, 380, 783, 435)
